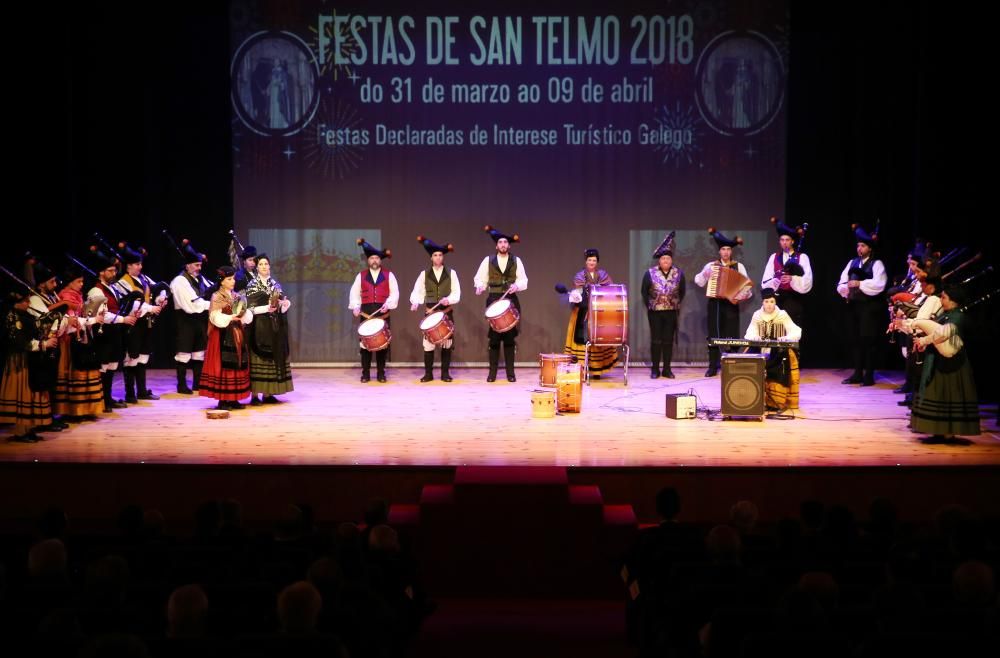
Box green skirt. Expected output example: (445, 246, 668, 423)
(910, 355, 979, 437)
(249, 350, 294, 395)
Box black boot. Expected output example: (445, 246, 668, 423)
(487, 345, 500, 382)
(650, 342, 662, 379)
(502, 343, 516, 382)
(137, 365, 159, 400)
(361, 351, 372, 382)
(376, 350, 387, 383)
(440, 348, 453, 382)
(190, 360, 203, 392)
(421, 351, 434, 382)
(124, 367, 138, 404)
(176, 364, 192, 394)
(101, 372, 116, 413)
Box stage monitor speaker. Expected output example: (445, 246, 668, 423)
(665, 394, 696, 419)
(721, 354, 766, 418)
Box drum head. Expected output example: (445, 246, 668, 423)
(420, 311, 444, 330)
(485, 299, 511, 317)
(358, 318, 385, 336)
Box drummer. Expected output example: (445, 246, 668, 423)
(563, 248, 617, 378)
(410, 235, 461, 382)
(474, 225, 528, 382)
(348, 238, 399, 383)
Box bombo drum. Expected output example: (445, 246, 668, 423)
(538, 353, 573, 387)
(531, 390, 556, 418)
(485, 299, 519, 333)
(358, 318, 391, 351)
(588, 284, 628, 345)
(556, 362, 583, 413)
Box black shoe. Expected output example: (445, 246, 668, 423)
(507, 375, 517, 382)
(650, 370, 660, 379)
(228, 401, 245, 410)
(263, 395, 281, 404)
(377, 374, 387, 383)
(217, 401, 230, 410)
(360, 373, 371, 383)
(125, 395, 138, 404)
(705, 368, 718, 377)
(10, 432, 39, 443)
(138, 392, 160, 400)
(861, 379, 876, 387)
(487, 373, 497, 382)
(420, 373, 433, 383)
(893, 385, 911, 394)
(111, 400, 128, 409)
(898, 397, 913, 407)
(38, 423, 63, 433)
(177, 385, 193, 395)
(50, 419, 70, 430)
(841, 376, 863, 385)
(250, 396, 263, 406)
(662, 370, 676, 379)
(440, 373, 453, 382)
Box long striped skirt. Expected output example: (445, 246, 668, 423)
(198, 325, 251, 402)
(0, 353, 52, 436)
(563, 307, 617, 375)
(249, 351, 294, 395)
(911, 355, 979, 437)
(765, 349, 800, 410)
(52, 336, 103, 417)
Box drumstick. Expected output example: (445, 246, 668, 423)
(424, 300, 444, 315)
(360, 310, 389, 320)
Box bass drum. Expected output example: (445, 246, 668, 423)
(587, 284, 628, 345)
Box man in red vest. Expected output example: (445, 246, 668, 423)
(349, 239, 399, 382)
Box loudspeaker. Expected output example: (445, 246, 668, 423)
(665, 393, 696, 419)
(721, 354, 766, 418)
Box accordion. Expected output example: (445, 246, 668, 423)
(706, 265, 753, 304)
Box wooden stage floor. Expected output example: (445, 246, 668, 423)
(3, 367, 998, 468)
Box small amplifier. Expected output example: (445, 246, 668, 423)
(665, 393, 696, 419)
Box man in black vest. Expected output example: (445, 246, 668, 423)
(410, 236, 461, 382)
(836, 224, 887, 386)
(693, 229, 753, 376)
(117, 243, 167, 403)
(88, 248, 138, 411)
(234, 245, 257, 292)
(761, 217, 812, 327)
(474, 226, 528, 382)
(169, 240, 211, 394)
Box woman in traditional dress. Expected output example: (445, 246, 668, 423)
(744, 288, 802, 410)
(245, 254, 293, 404)
(564, 249, 617, 378)
(908, 287, 980, 442)
(53, 268, 104, 420)
(198, 267, 253, 410)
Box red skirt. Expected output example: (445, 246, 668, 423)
(199, 324, 250, 401)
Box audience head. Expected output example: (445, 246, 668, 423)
(277, 581, 322, 634)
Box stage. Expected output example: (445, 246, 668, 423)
(2, 367, 998, 468)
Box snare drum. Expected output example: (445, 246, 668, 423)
(420, 311, 455, 346)
(588, 284, 628, 345)
(485, 298, 520, 333)
(555, 362, 583, 413)
(531, 390, 556, 418)
(358, 318, 391, 352)
(538, 353, 573, 387)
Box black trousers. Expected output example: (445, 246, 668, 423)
(706, 299, 739, 368)
(647, 309, 678, 371)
